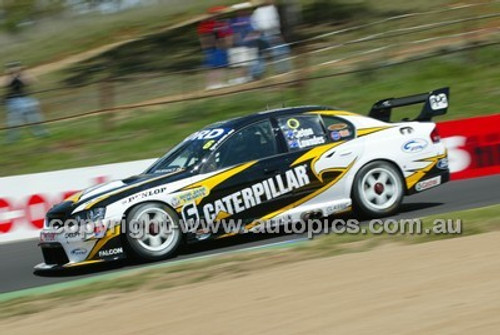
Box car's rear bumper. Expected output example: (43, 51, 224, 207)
(407, 170, 450, 195)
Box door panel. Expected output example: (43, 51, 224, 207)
(196, 120, 291, 225)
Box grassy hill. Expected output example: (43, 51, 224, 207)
(0, 43, 498, 176)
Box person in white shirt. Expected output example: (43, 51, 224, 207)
(251, 1, 281, 35)
(250, 0, 291, 75)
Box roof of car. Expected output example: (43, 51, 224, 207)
(216, 105, 346, 130)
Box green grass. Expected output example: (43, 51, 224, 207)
(0, 203, 499, 320)
(1, 44, 499, 176)
(0, 0, 243, 68)
(0, 0, 459, 69)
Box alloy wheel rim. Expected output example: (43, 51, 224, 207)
(133, 208, 177, 252)
(360, 167, 400, 210)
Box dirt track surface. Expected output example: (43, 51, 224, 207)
(3, 232, 500, 334)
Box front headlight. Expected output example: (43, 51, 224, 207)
(74, 208, 106, 222)
(86, 208, 106, 222)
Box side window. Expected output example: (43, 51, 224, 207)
(322, 116, 355, 142)
(277, 115, 327, 151)
(203, 120, 278, 171)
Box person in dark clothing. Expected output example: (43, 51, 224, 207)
(244, 30, 270, 80)
(4, 62, 48, 143)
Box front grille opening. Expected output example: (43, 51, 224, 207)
(41, 244, 69, 265)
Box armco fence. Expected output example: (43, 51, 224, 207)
(1, 113, 499, 243)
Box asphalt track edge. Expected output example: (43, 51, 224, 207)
(0, 238, 308, 303)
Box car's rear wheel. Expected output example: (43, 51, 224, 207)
(124, 202, 182, 261)
(352, 161, 404, 218)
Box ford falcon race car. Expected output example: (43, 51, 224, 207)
(36, 88, 450, 270)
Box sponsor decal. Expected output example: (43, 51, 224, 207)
(92, 222, 107, 238)
(171, 197, 180, 208)
(299, 136, 325, 148)
(187, 128, 229, 141)
(171, 187, 208, 208)
(327, 123, 348, 131)
(294, 128, 314, 138)
(399, 126, 414, 135)
(198, 164, 311, 223)
(326, 201, 351, 215)
(330, 131, 341, 141)
(437, 158, 449, 170)
(155, 167, 181, 174)
(415, 176, 442, 191)
(284, 125, 326, 149)
(40, 231, 57, 242)
(286, 128, 315, 140)
(339, 129, 351, 138)
(71, 248, 88, 256)
(122, 187, 167, 204)
(98, 247, 123, 257)
(288, 140, 299, 149)
(402, 139, 428, 153)
(64, 232, 82, 239)
(429, 93, 448, 110)
(287, 118, 300, 129)
(203, 140, 215, 150)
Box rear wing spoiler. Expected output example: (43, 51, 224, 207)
(369, 87, 449, 122)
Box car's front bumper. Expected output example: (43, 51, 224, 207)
(35, 224, 126, 271)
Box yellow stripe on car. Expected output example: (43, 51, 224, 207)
(291, 142, 346, 182)
(240, 159, 357, 233)
(307, 110, 360, 117)
(64, 259, 105, 268)
(84, 170, 183, 209)
(405, 153, 447, 189)
(357, 126, 393, 137)
(180, 161, 257, 205)
(87, 225, 121, 260)
(65, 191, 83, 203)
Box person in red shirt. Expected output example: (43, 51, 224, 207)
(197, 7, 233, 90)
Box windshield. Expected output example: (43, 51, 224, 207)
(145, 127, 233, 174)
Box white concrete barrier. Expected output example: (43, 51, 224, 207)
(0, 159, 156, 243)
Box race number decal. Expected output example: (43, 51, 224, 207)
(429, 93, 448, 110)
(181, 202, 199, 227)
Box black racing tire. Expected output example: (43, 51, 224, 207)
(124, 202, 182, 261)
(352, 161, 404, 218)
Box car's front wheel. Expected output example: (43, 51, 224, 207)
(352, 161, 404, 218)
(124, 202, 182, 261)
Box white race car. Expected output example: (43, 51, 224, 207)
(36, 88, 450, 270)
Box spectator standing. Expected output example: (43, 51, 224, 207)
(244, 30, 270, 80)
(251, 0, 292, 75)
(227, 9, 256, 85)
(197, 7, 233, 90)
(3, 62, 48, 143)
